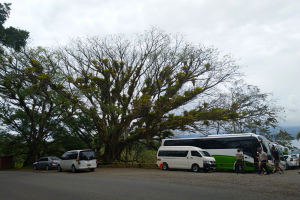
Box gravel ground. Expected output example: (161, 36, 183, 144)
(92, 167, 300, 199)
(15, 166, 300, 199)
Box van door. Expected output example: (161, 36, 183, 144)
(170, 150, 189, 169)
(243, 151, 254, 170)
(190, 150, 203, 168)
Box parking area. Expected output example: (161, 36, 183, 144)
(2, 167, 300, 199)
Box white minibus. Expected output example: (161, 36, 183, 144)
(156, 146, 216, 172)
(58, 149, 97, 173)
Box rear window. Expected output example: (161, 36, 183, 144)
(79, 150, 96, 160)
(50, 157, 59, 160)
(292, 155, 297, 159)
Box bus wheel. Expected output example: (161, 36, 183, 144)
(162, 163, 168, 170)
(192, 164, 199, 172)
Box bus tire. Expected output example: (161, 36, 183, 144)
(162, 163, 168, 170)
(192, 164, 199, 172)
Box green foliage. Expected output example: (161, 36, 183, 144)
(208, 80, 284, 135)
(273, 130, 294, 149)
(297, 131, 300, 141)
(0, 3, 29, 53)
(0, 47, 73, 166)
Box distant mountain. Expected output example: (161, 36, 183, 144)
(271, 126, 300, 139)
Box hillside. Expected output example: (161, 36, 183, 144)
(272, 126, 300, 139)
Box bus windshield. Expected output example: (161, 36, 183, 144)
(259, 137, 272, 160)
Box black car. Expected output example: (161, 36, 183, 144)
(33, 157, 59, 170)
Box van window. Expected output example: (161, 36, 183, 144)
(67, 152, 78, 160)
(158, 150, 188, 157)
(191, 151, 201, 157)
(79, 150, 96, 160)
(200, 151, 212, 157)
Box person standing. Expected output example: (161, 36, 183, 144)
(271, 146, 283, 174)
(258, 148, 270, 175)
(235, 149, 244, 174)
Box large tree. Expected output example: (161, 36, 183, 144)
(55, 28, 242, 163)
(0, 47, 74, 166)
(198, 80, 284, 136)
(0, 3, 29, 54)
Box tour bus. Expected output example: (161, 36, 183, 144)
(161, 133, 273, 172)
(156, 146, 217, 172)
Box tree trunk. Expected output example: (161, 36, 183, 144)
(102, 140, 124, 164)
(23, 146, 40, 167)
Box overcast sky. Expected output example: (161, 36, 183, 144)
(5, 0, 300, 127)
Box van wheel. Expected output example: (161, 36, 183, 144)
(58, 165, 62, 172)
(162, 163, 168, 170)
(90, 168, 95, 172)
(46, 165, 50, 171)
(192, 164, 200, 172)
(71, 165, 76, 173)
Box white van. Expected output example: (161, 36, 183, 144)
(58, 149, 97, 173)
(156, 146, 217, 172)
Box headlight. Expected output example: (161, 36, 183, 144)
(204, 160, 210, 164)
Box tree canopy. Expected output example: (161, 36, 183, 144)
(201, 80, 284, 135)
(272, 130, 294, 149)
(0, 3, 29, 54)
(0, 47, 75, 165)
(52, 29, 246, 162)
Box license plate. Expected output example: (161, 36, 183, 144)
(87, 164, 91, 167)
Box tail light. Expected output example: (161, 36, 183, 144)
(51, 161, 54, 164)
(78, 156, 81, 164)
(290, 158, 293, 161)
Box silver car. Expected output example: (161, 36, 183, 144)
(33, 156, 59, 170)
